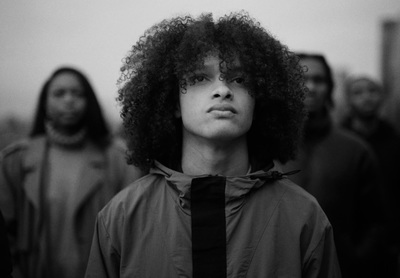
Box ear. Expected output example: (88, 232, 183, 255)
(174, 102, 181, 118)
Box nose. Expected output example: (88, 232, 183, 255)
(62, 91, 78, 106)
(212, 79, 233, 100)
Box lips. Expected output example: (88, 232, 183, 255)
(61, 111, 80, 117)
(207, 104, 237, 113)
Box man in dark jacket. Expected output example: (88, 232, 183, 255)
(281, 53, 387, 277)
(342, 76, 400, 276)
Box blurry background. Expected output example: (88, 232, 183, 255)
(1, 0, 400, 148)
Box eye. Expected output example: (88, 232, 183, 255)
(194, 76, 205, 82)
(231, 77, 245, 84)
(72, 89, 85, 98)
(312, 76, 326, 85)
(188, 74, 208, 85)
(51, 89, 66, 98)
(228, 75, 247, 86)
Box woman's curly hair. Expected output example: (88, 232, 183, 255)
(118, 11, 306, 171)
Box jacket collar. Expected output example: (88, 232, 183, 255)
(22, 137, 47, 210)
(150, 160, 287, 215)
(22, 136, 107, 212)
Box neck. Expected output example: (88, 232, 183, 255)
(55, 124, 83, 136)
(350, 116, 379, 136)
(45, 121, 87, 148)
(303, 108, 331, 140)
(181, 136, 250, 176)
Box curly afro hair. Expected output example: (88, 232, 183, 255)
(118, 11, 306, 171)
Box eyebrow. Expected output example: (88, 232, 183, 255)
(226, 66, 244, 74)
(194, 64, 244, 74)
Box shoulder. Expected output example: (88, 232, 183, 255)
(330, 126, 369, 147)
(278, 178, 323, 212)
(258, 176, 327, 224)
(275, 179, 338, 272)
(104, 137, 128, 155)
(0, 138, 40, 179)
(0, 137, 47, 184)
(96, 173, 164, 245)
(101, 137, 129, 165)
(0, 138, 31, 162)
(99, 173, 163, 220)
(259, 178, 332, 244)
(276, 178, 333, 239)
(378, 119, 400, 138)
(327, 126, 375, 159)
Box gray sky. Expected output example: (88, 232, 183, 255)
(0, 0, 399, 122)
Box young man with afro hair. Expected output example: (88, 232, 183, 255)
(85, 11, 341, 278)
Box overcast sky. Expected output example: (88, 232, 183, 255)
(0, 0, 399, 122)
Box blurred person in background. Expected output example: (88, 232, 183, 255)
(280, 53, 388, 277)
(0, 67, 144, 278)
(0, 209, 12, 278)
(341, 76, 400, 276)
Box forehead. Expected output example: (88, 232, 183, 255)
(349, 79, 379, 92)
(199, 54, 242, 71)
(300, 58, 327, 77)
(202, 55, 220, 68)
(49, 72, 82, 89)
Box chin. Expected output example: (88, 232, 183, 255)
(208, 129, 248, 142)
(63, 120, 85, 131)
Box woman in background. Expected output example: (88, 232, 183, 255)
(0, 67, 144, 278)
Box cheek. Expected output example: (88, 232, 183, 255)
(180, 106, 198, 127)
(243, 96, 255, 120)
(45, 98, 58, 117)
(178, 95, 198, 120)
(350, 95, 364, 106)
(76, 99, 87, 113)
(370, 94, 383, 104)
(244, 108, 255, 131)
(315, 90, 329, 105)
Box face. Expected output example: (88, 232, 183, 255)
(176, 55, 255, 145)
(301, 58, 330, 114)
(348, 78, 383, 118)
(46, 72, 87, 130)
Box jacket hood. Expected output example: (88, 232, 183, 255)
(150, 160, 294, 215)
